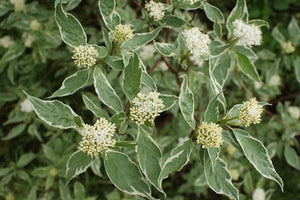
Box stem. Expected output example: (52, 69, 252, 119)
(217, 116, 239, 124)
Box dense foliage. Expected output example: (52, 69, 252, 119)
(0, 0, 299, 200)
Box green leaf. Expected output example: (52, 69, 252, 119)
(82, 94, 109, 119)
(93, 67, 123, 113)
(1, 43, 25, 63)
(207, 148, 220, 169)
(98, 0, 121, 30)
(104, 56, 125, 71)
(92, 45, 109, 59)
(115, 141, 137, 148)
(91, 156, 103, 177)
(272, 26, 285, 44)
(227, 104, 242, 126)
(55, 2, 87, 47)
(27, 186, 37, 200)
(123, 26, 162, 51)
(235, 46, 257, 61)
(179, 75, 195, 129)
(122, 53, 142, 101)
(204, 151, 239, 200)
(73, 181, 85, 199)
(142, 72, 157, 91)
(50, 68, 92, 98)
(159, 139, 193, 188)
(25, 93, 80, 129)
(226, 0, 248, 37)
(288, 17, 300, 45)
(203, 2, 225, 24)
(209, 41, 231, 58)
(59, 180, 72, 200)
(204, 93, 222, 123)
(104, 150, 153, 199)
(17, 153, 36, 168)
(154, 42, 178, 57)
(159, 94, 178, 111)
(236, 52, 261, 82)
(65, 151, 92, 184)
(233, 129, 283, 191)
(162, 15, 186, 29)
(111, 112, 126, 125)
(293, 56, 300, 84)
(136, 127, 163, 193)
(248, 19, 269, 28)
(284, 144, 300, 170)
(2, 123, 26, 140)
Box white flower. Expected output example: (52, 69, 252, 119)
(183, 27, 211, 62)
(13, 0, 25, 11)
(288, 106, 300, 119)
(229, 169, 239, 181)
(112, 24, 133, 44)
(269, 75, 281, 86)
(72, 45, 98, 68)
(233, 20, 262, 47)
(20, 99, 33, 113)
(130, 92, 164, 125)
(159, 62, 168, 71)
(196, 122, 223, 148)
(23, 33, 34, 47)
(281, 41, 295, 54)
(239, 98, 263, 127)
(252, 188, 265, 200)
(190, 56, 204, 67)
(79, 118, 116, 157)
(30, 20, 41, 31)
(139, 44, 156, 60)
(0, 36, 14, 48)
(145, 1, 165, 21)
(254, 81, 262, 89)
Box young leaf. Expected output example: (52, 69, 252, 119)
(50, 68, 92, 98)
(179, 75, 195, 129)
(98, 0, 121, 30)
(122, 53, 142, 101)
(236, 52, 261, 82)
(25, 93, 81, 129)
(159, 139, 193, 188)
(142, 71, 157, 91)
(288, 17, 300, 45)
(159, 94, 178, 111)
(204, 151, 239, 200)
(1, 43, 25, 63)
(203, 2, 225, 24)
(271, 26, 285, 44)
(2, 123, 26, 140)
(123, 26, 162, 51)
(65, 151, 92, 184)
(136, 127, 163, 192)
(284, 144, 300, 170)
(82, 94, 109, 119)
(93, 67, 123, 113)
(248, 19, 269, 28)
(104, 150, 153, 199)
(17, 153, 36, 168)
(55, 2, 87, 47)
(226, 0, 248, 37)
(233, 129, 284, 191)
(154, 42, 178, 57)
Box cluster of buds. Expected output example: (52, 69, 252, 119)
(112, 24, 133, 44)
(0, 36, 14, 48)
(72, 45, 98, 68)
(239, 98, 263, 127)
(130, 92, 164, 126)
(30, 19, 41, 31)
(281, 41, 295, 54)
(145, 0, 165, 21)
(196, 122, 223, 148)
(79, 118, 116, 157)
(233, 20, 262, 47)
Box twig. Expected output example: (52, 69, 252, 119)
(132, 0, 148, 13)
(124, 101, 130, 112)
(147, 56, 163, 74)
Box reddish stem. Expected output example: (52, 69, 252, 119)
(147, 56, 162, 74)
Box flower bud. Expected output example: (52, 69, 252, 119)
(196, 122, 223, 148)
(72, 45, 98, 68)
(145, 0, 165, 21)
(112, 24, 133, 44)
(239, 98, 263, 127)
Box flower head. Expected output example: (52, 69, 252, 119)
(0, 36, 14, 48)
(252, 188, 265, 200)
(196, 122, 223, 148)
(288, 106, 300, 119)
(239, 98, 263, 127)
(30, 19, 41, 31)
(72, 45, 98, 68)
(145, 1, 165, 21)
(129, 92, 164, 125)
(233, 20, 262, 47)
(281, 41, 295, 54)
(22, 33, 34, 47)
(112, 24, 133, 44)
(183, 27, 211, 62)
(20, 99, 33, 113)
(139, 44, 156, 60)
(79, 118, 116, 157)
(13, 0, 25, 11)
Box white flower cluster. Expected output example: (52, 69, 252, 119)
(0, 36, 14, 48)
(130, 92, 164, 125)
(10, 0, 25, 12)
(20, 99, 33, 113)
(79, 118, 116, 157)
(288, 106, 300, 119)
(30, 19, 41, 31)
(281, 41, 295, 54)
(139, 44, 156, 60)
(22, 33, 34, 48)
(196, 122, 223, 148)
(233, 20, 262, 47)
(252, 188, 265, 200)
(239, 98, 263, 127)
(72, 45, 98, 68)
(145, 0, 165, 21)
(112, 24, 133, 44)
(183, 27, 211, 64)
